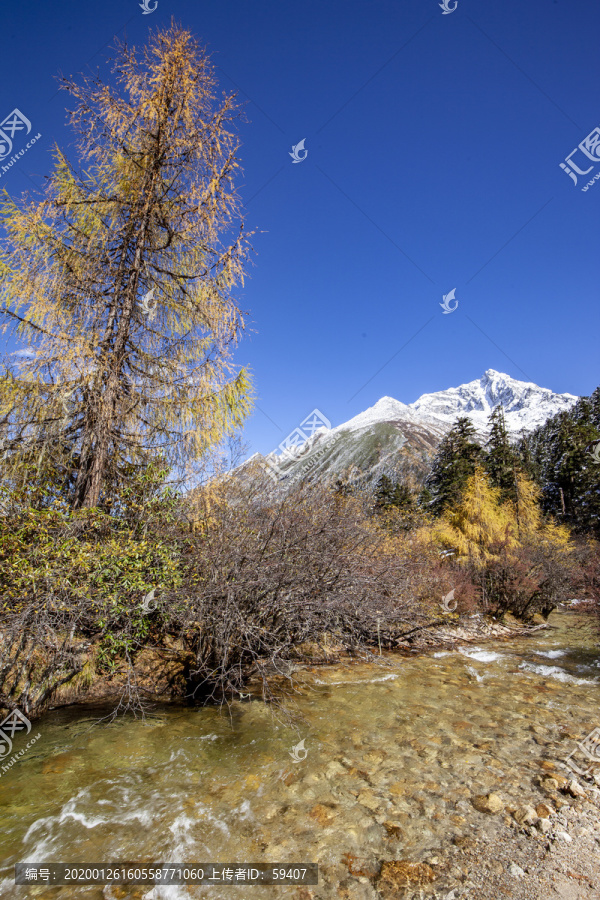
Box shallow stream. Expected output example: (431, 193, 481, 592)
(1, 609, 599, 899)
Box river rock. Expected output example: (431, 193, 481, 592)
(529, 724, 547, 736)
(540, 776, 560, 791)
(452, 835, 477, 849)
(363, 749, 387, 765)
(508, 862, 525, 878)
(513, 805, 538, 826)
(309, 803, 337, 826)
(471, 792, 504, 814)
(536, 818, 552, 834)
(383, 821, 403, 839)
(262, 803, 282, 821)
(567, 778, 586, 798)
(536, 802, 553, 818)
(555, 830, 573, 843)
(357, 789, 381, 811)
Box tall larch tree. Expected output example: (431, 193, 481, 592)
(0, 23, 253, 509)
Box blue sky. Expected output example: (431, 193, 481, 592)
(1, 0, 599, 457)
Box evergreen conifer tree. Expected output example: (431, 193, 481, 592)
(484, 406, 520, 503)
(421, 417, 482, 517)
(517, 387, 600, 536)
(374, 474, 394, 509)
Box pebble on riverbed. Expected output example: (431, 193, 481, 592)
(508, 861, 526, 878)
(567, 778, 587, 798)
(536, 818, 552, 834)
(513, 804, 539, 826)
(471, 792, 504, 814)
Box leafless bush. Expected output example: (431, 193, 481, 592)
(173, 470, 445, 704)
(464, 535, 580, 620)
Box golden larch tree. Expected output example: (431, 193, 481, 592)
(0, 23, 253, 508)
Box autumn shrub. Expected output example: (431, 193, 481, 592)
(0, 462, 183, 716)
(417, 466, 579, 619)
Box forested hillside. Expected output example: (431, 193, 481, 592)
(517, 387, 600, 537)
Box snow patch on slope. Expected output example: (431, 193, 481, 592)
(331, 396, 419, 435)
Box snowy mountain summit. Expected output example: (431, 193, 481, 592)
(339, 370, 578, 441)
(408, 369, 578, 438)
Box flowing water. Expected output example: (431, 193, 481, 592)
(1, 609, 599, 899)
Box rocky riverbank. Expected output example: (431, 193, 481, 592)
(311, 742, 600, 900)
(1, 608, 598, 900)
(437, 775, 600, 900)
(42, 613, 553, 718)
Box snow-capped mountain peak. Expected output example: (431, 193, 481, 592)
(408, 370, 578, 437)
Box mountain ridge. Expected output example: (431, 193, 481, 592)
(252, 371, 579, 488)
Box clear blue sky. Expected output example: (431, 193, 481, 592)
(1, 0, 598, 458)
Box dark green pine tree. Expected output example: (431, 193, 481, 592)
(484, 405, 521, 503)
(374, 474, 415, 511)
(421, 417, 482, 517)
(374, 474, 418, 530)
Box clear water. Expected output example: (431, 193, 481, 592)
(0, 610, 598, 899)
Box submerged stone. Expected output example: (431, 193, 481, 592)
(471, 792, 504, 814)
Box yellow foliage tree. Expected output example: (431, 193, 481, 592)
(420, 466, 572, 567)
(0, 24, 253, 508)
